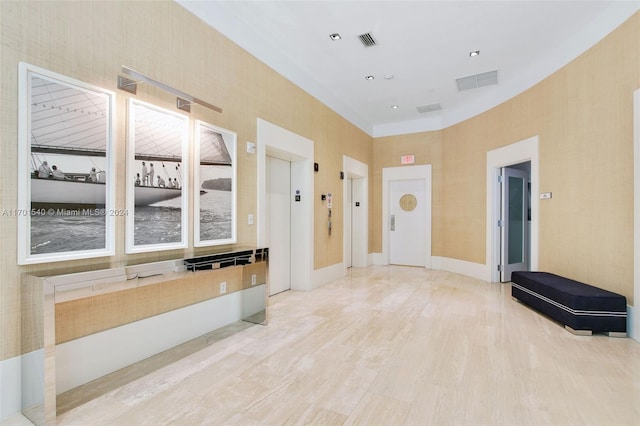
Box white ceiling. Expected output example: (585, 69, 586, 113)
(176, 0, 640, 137)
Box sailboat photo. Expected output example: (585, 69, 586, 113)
(126, 99, 189, 252)
(19, 64, 116, 263)
(28, 74, 111, 210)
(194, 121, 236, 246)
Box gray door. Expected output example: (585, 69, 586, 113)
(500, 167, 528, 282)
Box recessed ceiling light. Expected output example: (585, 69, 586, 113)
(365, 75, 374, 80)
(329, 33, 342, 41)
(391, 105, 399, 110)
(384, 74, 394, 80)
(469, 50, 480, 57)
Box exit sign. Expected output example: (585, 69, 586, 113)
(401, 155, 415, 165)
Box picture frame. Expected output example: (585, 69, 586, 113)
(125, 99, 189, 253)
(17, 63, 116, 265)
(194, 121, 237, 247)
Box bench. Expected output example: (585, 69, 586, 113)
(511, 271, 627, 337)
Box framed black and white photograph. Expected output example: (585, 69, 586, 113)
(194, 121, 236, 247)
(126, 99, 189, 253)
(17, 63, 116, 265)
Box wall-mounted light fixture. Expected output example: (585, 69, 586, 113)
(117, 66, 222, 114)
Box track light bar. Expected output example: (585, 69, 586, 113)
(119, 66, 222, 113)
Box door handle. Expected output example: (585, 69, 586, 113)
(390, 214, 395, 231)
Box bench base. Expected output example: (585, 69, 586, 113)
(565, 325, 592, 336)
(564, 325, 627, 338)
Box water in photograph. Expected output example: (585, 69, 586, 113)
(199, 189, 232, 241)
(31, 210, 106, 254)
(134, 196, 183, 246)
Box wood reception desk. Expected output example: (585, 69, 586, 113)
(21, 247, 268, 425)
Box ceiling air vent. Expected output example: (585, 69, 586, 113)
(456, 70, 498, 91)
(416, 103, 442, 114)
(358, 32, 377, 47)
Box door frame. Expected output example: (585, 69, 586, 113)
(487, 136, 539, 283)
(343, 155, 368, 273)
(381, 165, 432, 267)
(257, 119, 314, 291)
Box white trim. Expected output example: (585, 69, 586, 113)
(381, 165, 432, 267)
(633, 88, 640, 341)
(313, 262, 345, 290)
(0, 355, 22, 421)
(257, 119, 314, 291)
(628, 305, 636, 341)
(431, 256, 491, 282)
(343, 156, 369, 273)
(487, 136, 539, 283)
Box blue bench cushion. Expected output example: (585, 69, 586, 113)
(511, 271, 626, 333)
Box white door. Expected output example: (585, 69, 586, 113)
(500, 167, 528, 282)
(389, 179, 426, 266)
(266, 156, 291, 295)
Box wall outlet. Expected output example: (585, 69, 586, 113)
(219, 281, 227, 294)
(251, 274, 257, 286)
(248, 214, 254, 225)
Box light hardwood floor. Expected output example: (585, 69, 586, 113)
(48, 266, 640, 425)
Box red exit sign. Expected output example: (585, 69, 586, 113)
(401, 155, 415, 165)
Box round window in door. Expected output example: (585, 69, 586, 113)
(399, 194, 417, 212)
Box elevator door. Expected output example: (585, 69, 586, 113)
(267, 156, 291, 295)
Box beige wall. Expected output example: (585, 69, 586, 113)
(0, 1, 372, 360)
(372, 13, 640, 302)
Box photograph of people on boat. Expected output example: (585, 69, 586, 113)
(26, 71, 112, 256)
(195, 122, 235, 246)
(128, 100, 188, 250)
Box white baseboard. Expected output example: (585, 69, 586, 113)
(371, 253, 384, 265)
(371, 253, 490, 282)
(56, 286, 264, 394)
(312, 262, 345, 290)
(628, 304, 639, 342)
(0, 355, 22, 421)
(431, 257, 491, 281)
(22, 349, 44, 415)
